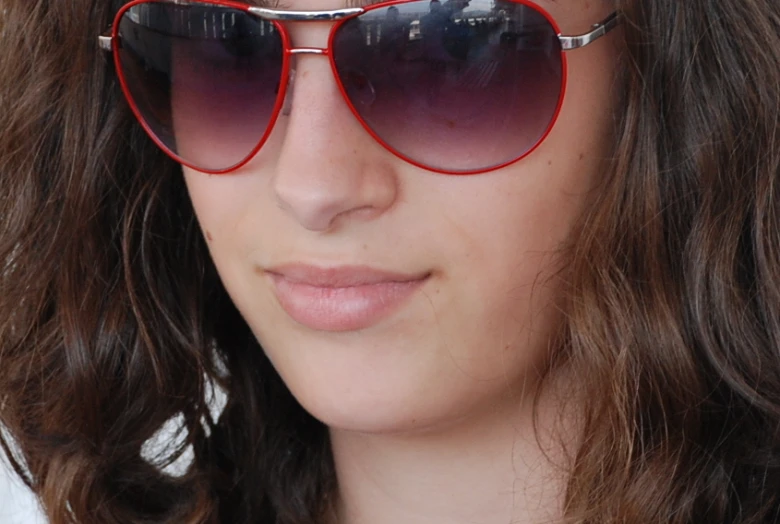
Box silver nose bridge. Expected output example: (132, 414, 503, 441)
(247, 6, 365, 56)
(289, 48, 329, 56)
(247, 6, 364, 22)
(250, 6, 365, 111)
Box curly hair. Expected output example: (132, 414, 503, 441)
(0, 1, 778, 523)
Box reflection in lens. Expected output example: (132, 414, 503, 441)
(117, 2, 284, 171)
(333, 0, 563, 173)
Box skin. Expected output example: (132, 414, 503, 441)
(182, 0, 620, 521)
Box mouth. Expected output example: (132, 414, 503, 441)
(265, 264, 431, 332)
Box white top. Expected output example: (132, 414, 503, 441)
(0, 454, 46, 524)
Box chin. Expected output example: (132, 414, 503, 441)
(246, 290, 551, 437)
(268, 343, 501, 437)
(281, 363, 438, 434)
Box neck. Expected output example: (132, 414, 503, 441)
(328, 380, 575, 524)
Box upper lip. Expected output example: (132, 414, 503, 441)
(265, 264, 430, 288)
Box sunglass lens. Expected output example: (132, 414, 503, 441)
(116, 2, 285, 172)
(332, 0, 563, 173)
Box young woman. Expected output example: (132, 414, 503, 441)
(0, 0, 778, 522)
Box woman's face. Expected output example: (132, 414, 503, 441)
(183, 0, 619, 434)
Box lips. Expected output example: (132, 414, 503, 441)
(265, 264, 430, 332)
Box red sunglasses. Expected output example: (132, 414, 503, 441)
(100, 0, 619, 175)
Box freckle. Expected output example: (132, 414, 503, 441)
(548, 160, 553, 166)
(579, 153, 585, 160)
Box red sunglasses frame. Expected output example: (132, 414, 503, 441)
(101, 0, 619, 175)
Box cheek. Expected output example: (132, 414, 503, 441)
(182, 168, 271, 274)
(421, 176, 582, 379)
(420, 72, 617, 383)
(184, 172, 236, 241)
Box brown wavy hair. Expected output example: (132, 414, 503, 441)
(0, 1, 779, 523)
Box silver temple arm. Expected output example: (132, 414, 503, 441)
(558, 12, 621, 51)
(99, 34, 112, 51)
(247, 7, 363, 21)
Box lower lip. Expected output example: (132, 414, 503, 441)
(268, 275, 427, 332)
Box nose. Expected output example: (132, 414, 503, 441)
(271, 54, 399, 233)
